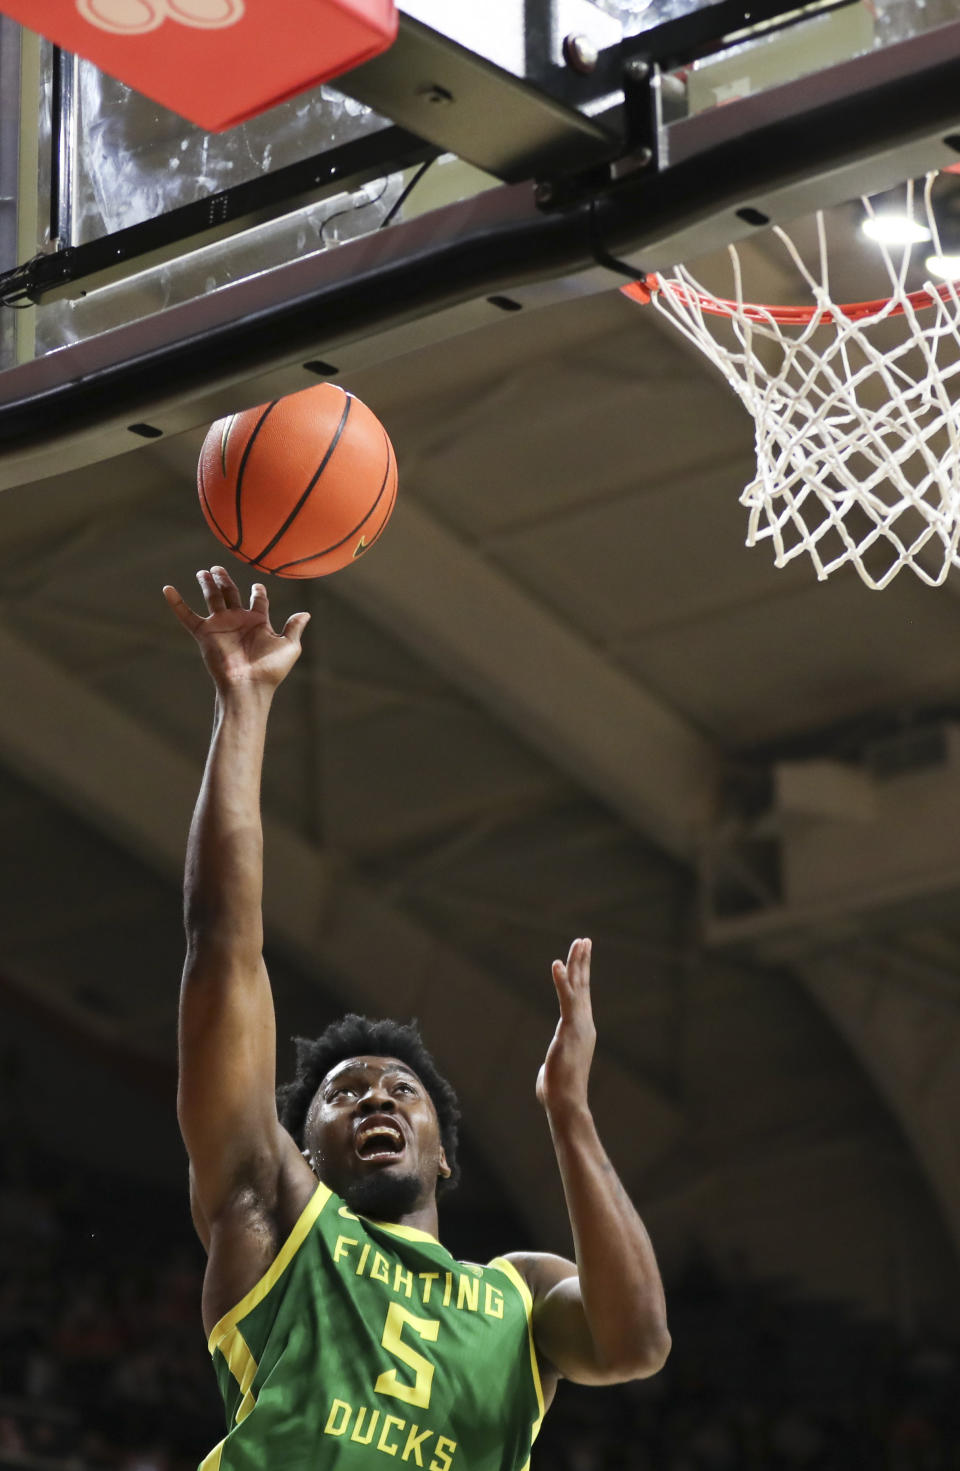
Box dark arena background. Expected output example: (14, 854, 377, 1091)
(3, 1, 960, 1468)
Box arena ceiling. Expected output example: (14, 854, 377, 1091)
(2, 246, 960, 1328)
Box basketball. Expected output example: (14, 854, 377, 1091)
(196, 383, 398, 579)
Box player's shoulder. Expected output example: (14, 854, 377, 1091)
(498, 1250, 578, 1301)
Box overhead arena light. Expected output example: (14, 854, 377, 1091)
(925, 253, 960, 280)
(861, 214, 932, 245)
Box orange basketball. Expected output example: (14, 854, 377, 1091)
(196, 383, 398, 578)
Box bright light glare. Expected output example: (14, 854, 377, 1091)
(925, 254, 960, 280)
(862, 215, 931, 245)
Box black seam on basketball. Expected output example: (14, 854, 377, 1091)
(198, 455, 232, 549)
(250, 392, 352, 566)
(362, 442, 398, 554)
(266, 426, 393, 572)
(235, 401, 280, 552)
(365, 476, 398, 553)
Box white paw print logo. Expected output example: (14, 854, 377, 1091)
(76, 0, 244, 33)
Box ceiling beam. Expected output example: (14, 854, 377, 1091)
(0, 620, 682, 1243)
(798, 948, 960, 1257)
(331, 494, 722, 863)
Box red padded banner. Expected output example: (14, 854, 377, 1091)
(3, 0, 397, 130)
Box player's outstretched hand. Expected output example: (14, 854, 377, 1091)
(163, 566, 310, 692)
(536, 937, 596, 1121)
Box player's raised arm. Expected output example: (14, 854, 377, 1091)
(507, 938, 671, 1387)
(164, 567, 310, 1233)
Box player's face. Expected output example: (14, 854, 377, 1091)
(303, 1055, 450, 1219)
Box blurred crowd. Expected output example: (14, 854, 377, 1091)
(535, 1256, 960, 1471)
(0, 1158, 217, 1471)
(0, 1153, 958, 1471)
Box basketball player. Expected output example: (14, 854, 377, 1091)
(164, 565, 670, 1471)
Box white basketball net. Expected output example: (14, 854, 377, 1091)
(630, 175, 960, 589)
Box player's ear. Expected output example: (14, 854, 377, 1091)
(438, 1147, 451, 1180)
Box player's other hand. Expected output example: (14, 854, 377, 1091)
(537, 937, 596, 1122)
(163, 567, 310, 692)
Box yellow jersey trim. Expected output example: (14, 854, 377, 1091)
(364, 1217, 441, 1245)
(488, 1254, 546, 1454)
(207, 1180, 332, 1356)
(219, 1324, 259, 1424)
(198, 1439, 224, 1471)
(334, 1201, 443, 1247)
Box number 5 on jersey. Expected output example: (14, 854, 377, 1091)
(375, 1304, 440, 1410)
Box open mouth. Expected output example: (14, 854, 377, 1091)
(355, 1119, 405, 1164)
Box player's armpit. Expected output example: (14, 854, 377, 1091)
(507, 1251, 667, 1386)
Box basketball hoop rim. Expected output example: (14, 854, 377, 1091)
(622, 275, 960, 324)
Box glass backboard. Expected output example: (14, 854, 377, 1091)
(2, 0, 960, 485)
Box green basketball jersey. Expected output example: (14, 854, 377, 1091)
(200, 1182, 545, 1471)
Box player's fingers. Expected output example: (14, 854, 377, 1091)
(211, 565, 242, 609)
(552, 957, 575, 1013)
(249, 581, 270, 617)
(557, 942, 591, 1023)
(162, 585, 203, 632)
(197, 568, 226, 614)
(282, 611, 311, 646)
(567, 937, 592, 988)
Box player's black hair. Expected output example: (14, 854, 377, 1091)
(277, 1014, 461, 1193)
